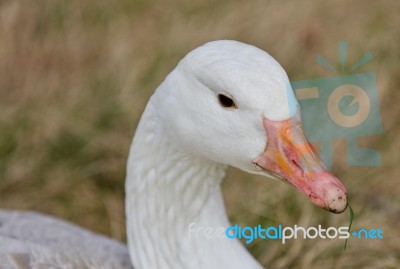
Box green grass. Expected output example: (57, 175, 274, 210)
(0, 0, 399, 268)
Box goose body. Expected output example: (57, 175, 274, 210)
(0, 40, 347, 269)
(0, 211, 132, 269)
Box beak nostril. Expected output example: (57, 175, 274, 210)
(291, 159, 303, 172)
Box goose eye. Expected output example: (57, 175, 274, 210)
(217, 93, 237, 109)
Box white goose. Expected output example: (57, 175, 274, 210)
(0, 40, 347, 269)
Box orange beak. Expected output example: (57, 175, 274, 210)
(253, 113, 347, 213)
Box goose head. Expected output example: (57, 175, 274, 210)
(152, 40, 347, 213)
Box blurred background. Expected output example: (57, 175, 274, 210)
(0, 0, 399, 268)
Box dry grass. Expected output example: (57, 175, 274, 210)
(0, 0, 399, 268)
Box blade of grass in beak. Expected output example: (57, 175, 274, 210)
(343, 204, 355, 250)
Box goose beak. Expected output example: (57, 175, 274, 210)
(253, 113, 347, 213)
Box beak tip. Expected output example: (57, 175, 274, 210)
(324, 188, 348, 214)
